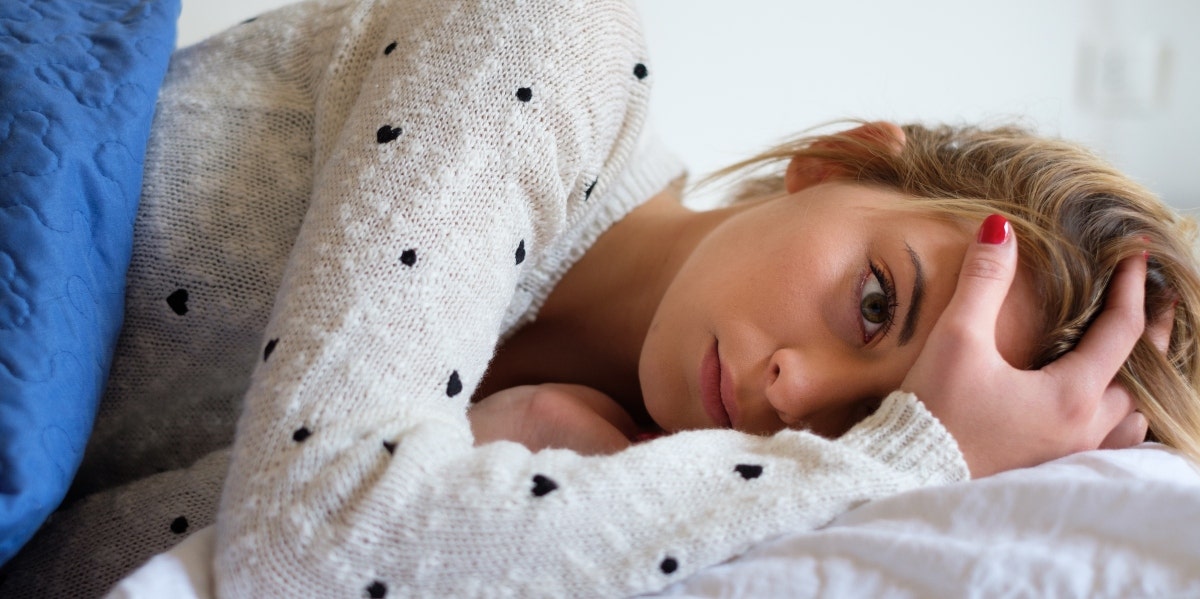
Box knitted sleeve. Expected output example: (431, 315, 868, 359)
(213, 1, 969, 597)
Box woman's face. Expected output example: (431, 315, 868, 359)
(638, 181, 1040, 437)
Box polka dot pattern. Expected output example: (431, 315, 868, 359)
(183, 1, 711, 594)
(376, 125, 401, 144)
(531, 474, 558, 497)
(735, 464, 763, 480)
(166, 289, 188, 315)
(366, 580, 388, 598)
(659, 557, 678, 574)
(446, 371, 463, 397)
(400, 249, 417, 266)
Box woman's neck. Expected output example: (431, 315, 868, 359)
(542, 188, 704, 371)
(475, 185, 743, 418)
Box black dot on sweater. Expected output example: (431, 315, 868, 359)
(240, 16, 257, 25)
(446, 371, 463, 397)
(734, 464, 764, 480)
(365, 580, 388, 598)
(584, 178, 597, 201)
(531, 474, 558, 497)
(263, 338, 279, 361)
(400, 249, 417, 266)
(515, 240, 526, 265)
(660, 557, 678, 574)
(293, 427, 311, 442)
(170, 516, 189, 535)
(166, 289, 189, 315)
(634, 62, 648, 80)
(383, 41, 397, 55)
(377, 125, 402, 144)
(382, 440, 396, 455)
(516, 87, 533, 102)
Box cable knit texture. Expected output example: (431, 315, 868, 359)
(1, 0, 969, 597)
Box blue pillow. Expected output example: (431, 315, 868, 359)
(0, 0, 179, 564)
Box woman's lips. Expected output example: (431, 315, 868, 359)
(701, 340, 732, 428)
(720, 352, 739, 428)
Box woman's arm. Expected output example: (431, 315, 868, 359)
(211, 2, 970, 597)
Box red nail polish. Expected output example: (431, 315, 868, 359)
(978, 214, 1009, 245)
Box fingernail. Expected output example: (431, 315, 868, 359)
(978, 214, 1009, 245)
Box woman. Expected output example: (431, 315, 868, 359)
(468, 121, 1194, 469)
(2, 0, 1194, 597)
(197, 0, 1191, 587)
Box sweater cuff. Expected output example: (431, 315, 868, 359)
(840, 391, 970, 486)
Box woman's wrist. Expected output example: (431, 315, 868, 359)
(839, 391, 970, 485)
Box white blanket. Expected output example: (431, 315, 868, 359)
(107, 443, 1200, 598)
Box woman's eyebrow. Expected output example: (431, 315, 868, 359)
(898, 242, 925, 346)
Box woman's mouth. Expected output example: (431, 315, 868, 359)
(701, 340, 733, 428)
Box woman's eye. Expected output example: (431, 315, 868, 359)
(859, 265, 896, 343)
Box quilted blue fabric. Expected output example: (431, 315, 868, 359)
(0, 0, 179, 564)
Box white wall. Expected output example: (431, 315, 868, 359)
(176, 0, 1200, 209)
(177, 0, 280, 48)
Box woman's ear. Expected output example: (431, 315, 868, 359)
(784, 121, 906, 193)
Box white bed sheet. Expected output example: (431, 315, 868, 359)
(107, 443, 1200, 598)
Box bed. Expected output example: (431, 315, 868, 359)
(107, 444, 1200, 598)
(3, 1, 1199, 597)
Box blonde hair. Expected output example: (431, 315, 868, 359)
(701, 121, 1200, 462)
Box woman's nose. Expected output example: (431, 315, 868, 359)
(763, 347, 889, 437)
(764, 348, 814, 426)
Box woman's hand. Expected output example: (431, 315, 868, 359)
(469, 383, 637, 455)
(901, 215, 1161, 478)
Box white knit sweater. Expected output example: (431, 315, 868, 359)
(207, 0, 968, 597)
(5, 0, 970, 597)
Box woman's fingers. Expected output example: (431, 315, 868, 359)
(1147, 301, 1176, 354)
(1091, 303, 1165, 450)
(1094, 280, 1172, 450)
(1050, 254, 1147, 390)
(1037, 254, 1147, 452)
(1087, 375, 1139, 448)
(1099, 409, 1149, 449)
(903, 218, 1158, 476)
(938, 214, 1017, 345)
